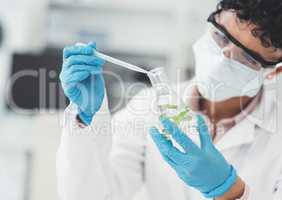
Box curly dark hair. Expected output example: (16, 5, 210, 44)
(217, 0, 282, 49)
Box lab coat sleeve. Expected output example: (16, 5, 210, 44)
(56, 90, 151, 200)
(56, 96, 112, 200)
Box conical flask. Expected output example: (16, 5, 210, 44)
(148, 67, 197, 138)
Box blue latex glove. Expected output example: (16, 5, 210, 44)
(60, 42, 106, 125)
(149, 115, 237, 198)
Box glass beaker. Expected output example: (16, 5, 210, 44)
(148, 67, 197, 138)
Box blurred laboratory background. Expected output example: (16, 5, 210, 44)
(0, 0, 217, 199)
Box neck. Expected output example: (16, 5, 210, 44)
(200, 94, 254, 124)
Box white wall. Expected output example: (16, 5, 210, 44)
(0, 0, 48, 114)
(0, 0, 48, 51)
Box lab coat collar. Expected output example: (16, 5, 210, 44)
(246, 75, 278, 134)
(215, 116, 256, 151)
(215, 74, 278, 150)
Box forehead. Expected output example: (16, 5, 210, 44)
(217, 10, 282, 62)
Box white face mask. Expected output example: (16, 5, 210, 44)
(192, 32, 264, 102)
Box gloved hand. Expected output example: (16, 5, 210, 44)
(60, 42, 106, 125)
(149, 115, 237, 198)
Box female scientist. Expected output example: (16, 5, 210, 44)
(57, 0, 282, 199)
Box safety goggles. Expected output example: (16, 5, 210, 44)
(207, 10, 282, 69)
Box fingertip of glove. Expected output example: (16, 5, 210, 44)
(149, 127, 159, 135)
(159, 115, 170, 125)
(196, 114, 208, 131)
(62, 46, 72, 58)
(196, 114, 205, 124)
(160, 117, 175, 133)
(88, 41, 97, 49)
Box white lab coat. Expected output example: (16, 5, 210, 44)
(56, 77, 282, 200)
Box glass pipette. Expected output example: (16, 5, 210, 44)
(75, 43, 149, 74)
(94, 50, 149, 74)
